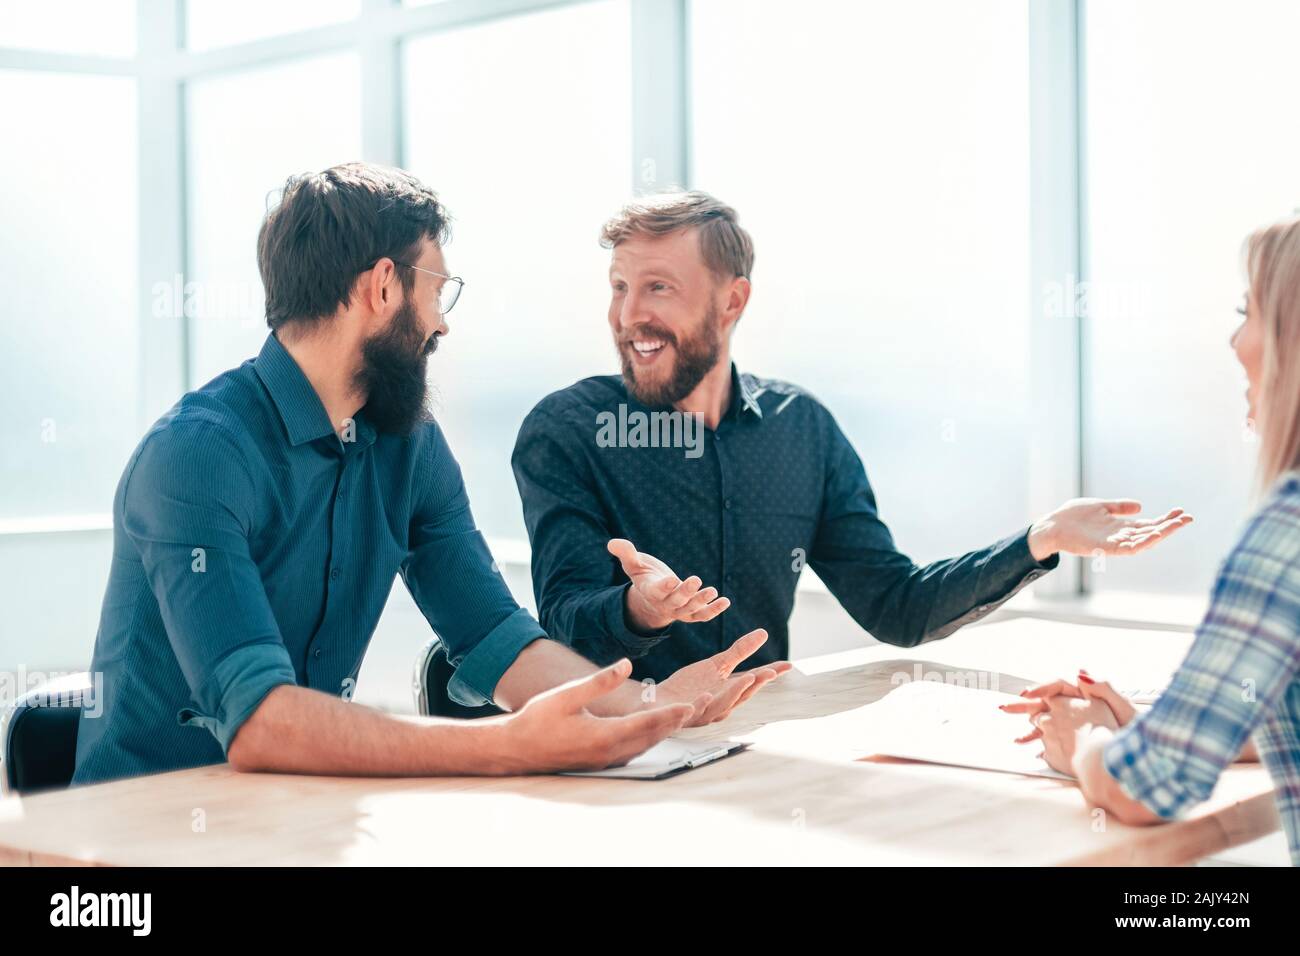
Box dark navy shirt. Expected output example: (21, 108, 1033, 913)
(74, 333, 543, 785)
(512, 365, 1057, 682)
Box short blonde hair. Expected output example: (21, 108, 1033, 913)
(600, 191, 755, 280)
(1246, 215, 1300, 490)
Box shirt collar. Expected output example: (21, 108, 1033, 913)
(253, 333, 373, 448)
(727, 363, 764, 422)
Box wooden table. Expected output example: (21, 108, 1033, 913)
(0, 618, 1281, 866)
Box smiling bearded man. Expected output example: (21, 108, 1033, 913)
(510, 190, 1193, 685)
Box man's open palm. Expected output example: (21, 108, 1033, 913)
(657, 628, 792, 725)
(1029, 499, 1192, 561)
(609, 538, 731, 632)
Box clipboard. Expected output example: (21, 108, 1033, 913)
(559, 738, 748, 780)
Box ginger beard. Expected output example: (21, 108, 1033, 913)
(617, 301, 722, 408)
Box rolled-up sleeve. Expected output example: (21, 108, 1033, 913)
(176, 642, 297, 752)
(123, 421, 297, 755)
(401, 423, 545, 707)
(445, 607, 546, 707)
(1103, 480, 1300, 819)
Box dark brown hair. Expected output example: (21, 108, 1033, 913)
(257, 162, 451, 329)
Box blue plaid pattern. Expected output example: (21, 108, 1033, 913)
(1104, 474, 1300, 865)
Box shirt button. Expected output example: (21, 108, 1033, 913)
(724, 499, 733, 510)
(330, 568, 341, 581)
(314, 648, 322, 660)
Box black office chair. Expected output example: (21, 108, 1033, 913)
(1, 671, 93, 796)
(413, 635, 504, 719)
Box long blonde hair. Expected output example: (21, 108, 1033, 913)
(1246, 216, 1300, 490)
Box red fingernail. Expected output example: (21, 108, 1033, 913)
(1078, 673, 1095, 684)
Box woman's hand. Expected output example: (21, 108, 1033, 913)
(1028, 695, 1119, 774)
(1011, 671, 1260, 762)
(1002, 670, 1165, 824)
(1017, 671, 1138, 726)
(1000, 670, 1136, 774)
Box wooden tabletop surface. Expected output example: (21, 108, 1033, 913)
(0, 618, 1280, 866)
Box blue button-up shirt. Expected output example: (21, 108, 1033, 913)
(512, 365, 1056, 682)
(73, 333, 543, 785)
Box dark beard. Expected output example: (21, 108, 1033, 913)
(619, 302, 722, 408)
(353, 299, 438, 435)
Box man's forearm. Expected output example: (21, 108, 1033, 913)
(493, 637, 646, 717)
(829, 530, 1050, 648)
(226, 684, 518, 776)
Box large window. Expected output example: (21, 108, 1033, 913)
(7, 0, 1300, 611)
(0, 0, 137, 57)
(186, 53, 363, 383)
(185, 0, 361, 51)
(404, 0, 633, 541)
(691, 0, 1033, 563)
(0, 71, 138, 520)
(1083, 0, 1300, 595)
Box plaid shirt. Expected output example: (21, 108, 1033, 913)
(1105, 473, 1300, 865)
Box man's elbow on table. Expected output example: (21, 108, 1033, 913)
(225, 685, 292, 773)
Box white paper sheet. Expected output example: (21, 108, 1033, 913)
(862, 680, 1074, 779)
(742, 679, 1073, 780)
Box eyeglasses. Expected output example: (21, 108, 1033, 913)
(393, 261, 464, 315)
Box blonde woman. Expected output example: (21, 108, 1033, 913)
(1006, 216, 1300, 865)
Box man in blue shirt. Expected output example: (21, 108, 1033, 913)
(74, 166, 780, 786)
(511, 192, 1193, 682)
